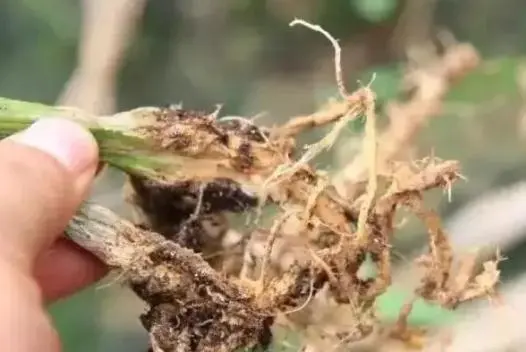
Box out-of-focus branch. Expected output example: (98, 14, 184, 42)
(391, 0, 438, 57)
(57, 0, 148, 215)
(58, 0, 147, 114)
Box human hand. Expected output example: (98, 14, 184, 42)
(0, 118, 107, 351)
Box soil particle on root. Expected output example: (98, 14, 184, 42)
(127, 175, 258, 252)
(138, 107, 284, 174)
(219, 119, 271, 143)
(121, 232, 274, 352)
(129, 176, 258, 220)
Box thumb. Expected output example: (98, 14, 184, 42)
(0, 118, 99, 269)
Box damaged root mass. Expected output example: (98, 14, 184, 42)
(121, 104, 494, 352)
(95, 28, 500, 352)
(123, 230, 275, 352)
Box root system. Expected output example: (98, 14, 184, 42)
(61, 19, 501, 352)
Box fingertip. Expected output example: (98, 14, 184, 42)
(0, 118, 100, 265)
(9, 118, 99, 178)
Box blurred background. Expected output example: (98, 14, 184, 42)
(1, 0, 526, 351)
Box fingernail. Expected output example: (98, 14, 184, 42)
(10, 118, 99, 175)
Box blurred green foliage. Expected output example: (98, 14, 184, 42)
(48, 288, 102, 352)
(351, 0, 399, 23)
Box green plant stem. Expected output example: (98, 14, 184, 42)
(0, 97, 220, 182)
